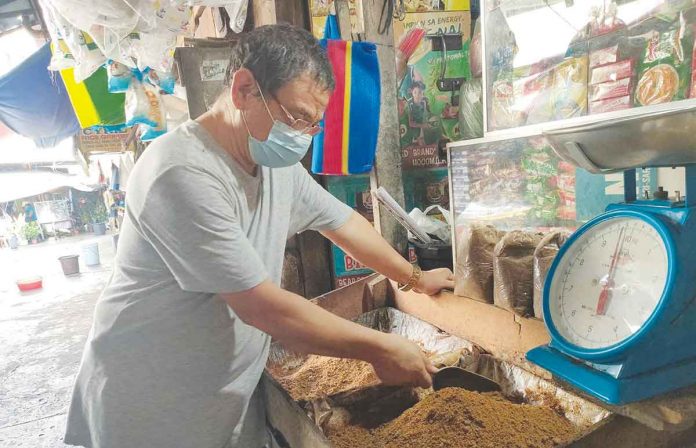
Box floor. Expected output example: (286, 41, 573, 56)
(0, 234, 115, 448)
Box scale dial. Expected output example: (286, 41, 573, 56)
(548, 215, 669, 350)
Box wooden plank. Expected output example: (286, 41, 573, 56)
(252, 0, 277, 26)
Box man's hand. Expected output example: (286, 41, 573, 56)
(370, 334, 436, 389)
(414, 268, 455, 296)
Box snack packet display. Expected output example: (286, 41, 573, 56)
(590, 46, 619, 68)
(635, 17, 692, 106)
(549, 56, 589, 120)
(590, 59, 634, 85)
(589, 77, 632, 102)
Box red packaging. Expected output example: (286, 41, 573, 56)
(590, 77, 632, 101)
(590, 46, 619, 68)
(590, 59, 634, 85)
(590, 95, 632, 114)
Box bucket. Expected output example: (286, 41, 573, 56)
(82, 243, 101, 266)
(59, 255, 80, 276)
(410, 240, 453, 271)
(93, 222, 107, 236)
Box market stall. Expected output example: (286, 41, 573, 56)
(23, 0, 696, 446)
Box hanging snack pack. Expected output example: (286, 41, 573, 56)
(533, 230, 571, 320)
(493, 230, 543, 317)
(454, 224, 506, 303)
(107, 60, 133, 93)
(635, 17, 692, 106)
(549, 56, 589, 120)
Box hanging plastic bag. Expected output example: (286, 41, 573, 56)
(145, 68, 176, 95)
(107, 60, 133, 93)
(41, 1, 106, 81)
(458, 78, 483, 140)
(312, 14, 381, 175)
(408, 205, 451, 244)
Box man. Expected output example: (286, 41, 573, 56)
(65, 24, 454, 448)
(407, 81, 432, 146)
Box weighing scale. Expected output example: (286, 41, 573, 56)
(526, 108, 696, 405)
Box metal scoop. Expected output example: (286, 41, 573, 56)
(432, 366, 501, 393)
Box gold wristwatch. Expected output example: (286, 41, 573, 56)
(398, 264, 423, 292)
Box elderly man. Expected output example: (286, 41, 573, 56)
(65, 24, 454, 448)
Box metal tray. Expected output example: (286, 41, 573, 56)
(543, 103, 696, 173)
(264, 308, 610, 448)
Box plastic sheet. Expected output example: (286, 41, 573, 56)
(458, 78, 483, 140)
(454, 223, 505, 303)
(493, 230, 543, 317)
(533, 230, 571, 320)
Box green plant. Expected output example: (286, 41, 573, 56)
(91, 206, 109, 224)
(22, 221, 40, 241)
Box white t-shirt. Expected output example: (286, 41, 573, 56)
(64, 121, 352, 448)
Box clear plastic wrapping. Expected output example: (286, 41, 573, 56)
(533, 230, 571, 320)
(454, 224, 505, 303)
(493, 230, 543, 317)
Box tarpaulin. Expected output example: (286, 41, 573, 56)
(0, 171, 94, 203)
(0, 43, 80, 148)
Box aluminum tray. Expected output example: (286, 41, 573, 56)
(264, 308, 610, 448)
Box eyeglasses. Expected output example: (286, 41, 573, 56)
(255, 82, 323, 137)
(276, 103, 323, 137)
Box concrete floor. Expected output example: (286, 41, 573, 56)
(0, 234, 115, 448)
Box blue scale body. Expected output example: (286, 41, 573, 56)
(527, 167, 696, 405)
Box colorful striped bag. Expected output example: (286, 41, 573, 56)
(311, 14, 381, 176)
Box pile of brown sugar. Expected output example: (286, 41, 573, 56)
(328, 388, 576, 448)
(269, 355, 379, 401)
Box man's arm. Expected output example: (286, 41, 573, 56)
(221, 281, 435, 388)
(322, 212, 454, 295)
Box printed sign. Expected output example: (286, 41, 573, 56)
(200, 59, 229, 82)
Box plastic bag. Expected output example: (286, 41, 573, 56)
(107, 60, 133, 93)
(493, 230, 543, 317)
(126, 78, 165, 129)
(458, 78, 483, 140)
(635, 14, 692, 106)
(138, 83, 167, 141)
(408, 205, 451, 244)
(41, 1, 106, 81)
(533, 230, 571, 320)
(145, 68, 176, 94)
(454, 224, 505, 303)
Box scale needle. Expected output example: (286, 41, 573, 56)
(596, 226, 626, 316)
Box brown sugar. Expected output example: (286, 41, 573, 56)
(328, 388, 576, 448)
(269, 355, 379, 401)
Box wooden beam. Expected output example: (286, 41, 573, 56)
(252, 0, 277, 26)
(360, 0, 409, 257)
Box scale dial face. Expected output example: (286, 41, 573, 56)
(548, 215, 669, 350)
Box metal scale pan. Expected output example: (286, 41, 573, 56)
(543, 102, 696, 173)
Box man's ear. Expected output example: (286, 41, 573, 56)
(230, 68, 258, 110)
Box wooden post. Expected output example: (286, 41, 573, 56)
(353, 0, 409, 257)
(252, 0, 277, 26)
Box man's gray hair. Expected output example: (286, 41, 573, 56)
(224, 23, 335, 94)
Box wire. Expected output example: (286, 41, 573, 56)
(378, 0, 394, 35)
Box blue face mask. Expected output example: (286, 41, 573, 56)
(243, 85, 312, 168)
